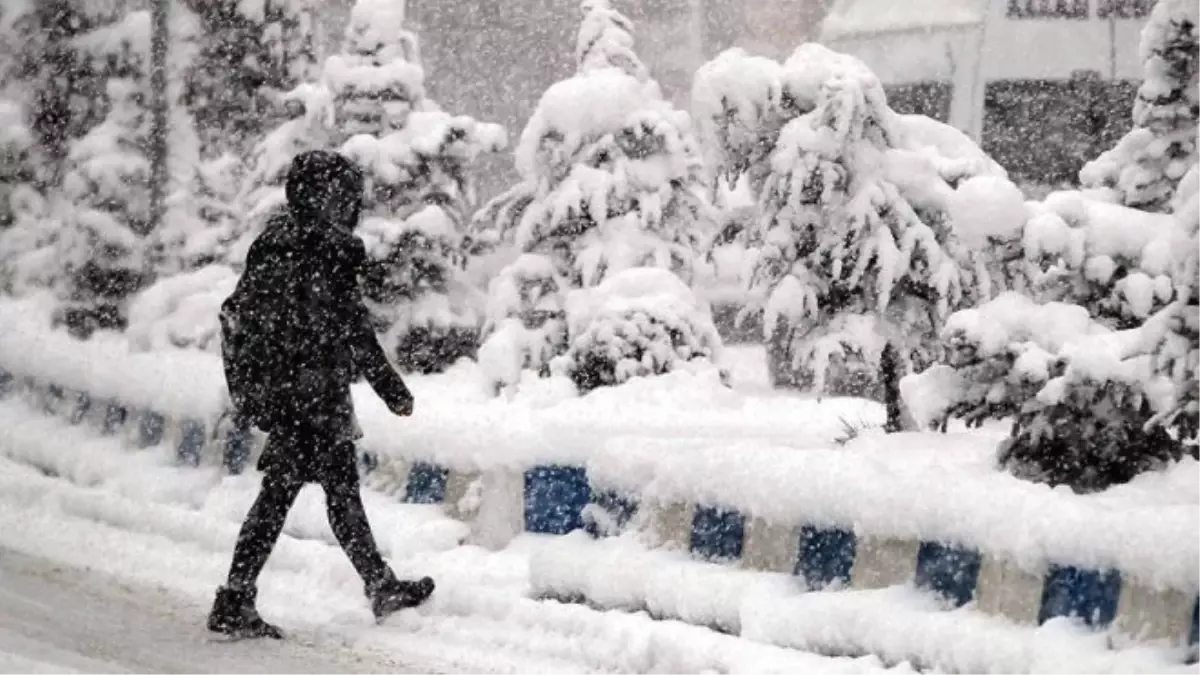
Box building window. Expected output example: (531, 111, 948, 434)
(1006, 0, 1089, 19)
(1097, 0, 1155, 19)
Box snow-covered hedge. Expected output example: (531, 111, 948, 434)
(125, 264, 237, 354)
(562, 268, 725, 392)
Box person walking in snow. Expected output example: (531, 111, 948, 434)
(210, 150, 435, 639)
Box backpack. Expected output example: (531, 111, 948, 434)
(220, 247, 346, 432)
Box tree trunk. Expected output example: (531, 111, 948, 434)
(30, 0, 84, 189)
(881, 341, 903, 433)
(146, 0, 170, 236)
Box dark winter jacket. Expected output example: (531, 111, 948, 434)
(225, 150, 412, 482)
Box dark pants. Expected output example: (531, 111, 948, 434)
(224, 431, 391, 594)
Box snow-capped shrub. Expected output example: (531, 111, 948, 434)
(904, 177, 1198, 492)
(474, 0, 719, 395)
(0, 99, 36, 230)
(901, 292, 1110, 429)
(947, 175, 1029, 249)
(902, 290, 1195, 492)
(899, 4, 1198, 490)
(478, 253, 569, 395)
(126, 263, 237, 353)
(561, 268, 725, 392)
(1021, 190, 1189, 328)
(1081, 0, 1198, 211)
(358, 205, 483, 373)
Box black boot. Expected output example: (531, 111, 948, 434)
(368, 572, 435, 620)
(207, 586, 284, 639)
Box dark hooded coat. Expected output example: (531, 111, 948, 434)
(222, 150, 412, 484)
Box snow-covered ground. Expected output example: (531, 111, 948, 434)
(0, 547, 416, 674)
(0, 396, 898, 674)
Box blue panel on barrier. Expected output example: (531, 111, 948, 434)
(137, 410, 166, 448)
(690, 505, 745, 562)
(796, 525, 856, 590)
(177, 419, 205, 467)
(43, 383, 64, 414)
(1037, 564, 1121, 628)
(915, 540, 982, 608)
(358, 449, 378, 477)
(102, 402, 127, 435)
(584, 490, 638, 537)
(69, 391, 91, 425)
(223, 425, 253, 475)
(524, 465, 590, 534)
(1190, 597, 1198, 648)
(406, 462, 450, 505)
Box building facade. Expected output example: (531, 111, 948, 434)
(820, 0, 1153, 187)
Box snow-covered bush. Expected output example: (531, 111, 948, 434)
(562, 268, 725, 392)
(1020, 190, 1188, 328)
(695, 43, 1019, 404)
(903, 7, 1200, 490)
(0, 99, 36, 230)
(1081, 0, 1198, 212)
(126, 263, 237, 353)
(358, 206, 482, 373)
(477, 254, 570, 394)
(474, 0, 719, 395)
(904, 280, 1196, 493)
(904, 186, 1198, 493)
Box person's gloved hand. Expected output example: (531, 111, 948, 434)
(390, 395, 414, 417)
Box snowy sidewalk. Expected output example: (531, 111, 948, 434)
(0, 547, 419, 674)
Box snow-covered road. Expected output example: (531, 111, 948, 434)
(0, 547, 418, 674)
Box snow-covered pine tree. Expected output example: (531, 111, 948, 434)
(34, 6, 203, 339)
(327, 0, 506, 373)
(2, 0, 97, 189)
(54, 77, 153, 336)
(182, 0, 324, 158)
(0, 98, 55, 297)
(473, 0, 720, 395)
(700, 43, 1020, 424)
(1081, 0, 1198, 212)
